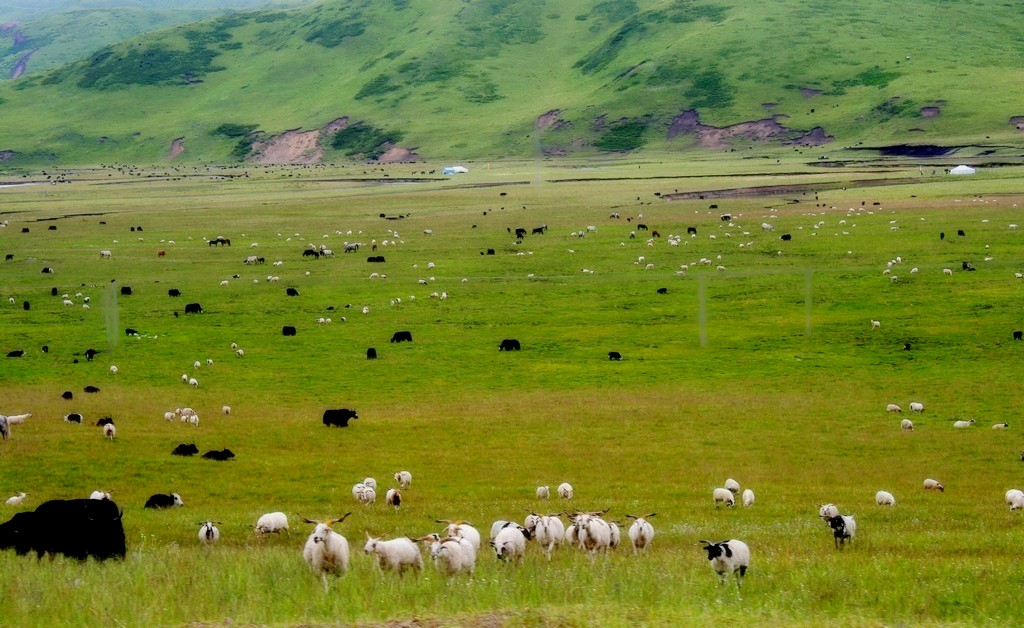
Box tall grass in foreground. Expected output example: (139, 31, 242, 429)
(1, 160, 1023, 623)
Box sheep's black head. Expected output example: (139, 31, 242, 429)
(700, 541, 730, 560)
(827, 516, 847, 535)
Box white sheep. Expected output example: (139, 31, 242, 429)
(189, 377, 199, 388)
(992, 422, 1009, 429)
(3, 413, 31, 425)
(198, 521, 221, 546)
(1011, 493, 1024, 511)
(871, 319, 881, 329)
(875, 490, 896, 506)
(393, 471, 412, 488)
(901, 418, 915, 431)
(103, 423, 116, 440)
(436, 520, 481, 552)
(529, 514, 565, 561)
(953, 419, 976, 428)
(302, 514, 352, 586)
(360, 486, 376, 505)
(5, 492, 26, 506)
(424, 535, 475, 575)
(536, 485, 549, 499)
(222, 405, 231, 415)
(572, 511, 613, 558)
(490, 524, 529, 563)
(713, 487, 735, 507)
(909, 402, 924, 413)
(363, 477, 377, 490)
(164, 411, 175, 421)
(193, 360, 201, 369)
(943, 268, 953, 276)
(89, 490, 111, 500)
(724, 478, 740, 494)
(109, 365, 118, 375)
(364, 533, 423, 574)
(626, 513, 656, 555)
(351, 483, 366, 502)
(923, 479, 944, 492)
(886, 404, 902, 413)
(385, 488, 401, 510)
(700, 539, 750, 588)
(1004, 489, 1023, 508)
(255, 512, 289, 537)
(235, 349, 245, 358)
(742, 489, 755, 507)
(557, 482, 574, 499)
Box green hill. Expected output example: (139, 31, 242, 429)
(1, 0, 1023, 166)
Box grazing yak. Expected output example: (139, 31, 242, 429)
(608, 351, 622, 361)
(120, 286, 132, 296)
(282, 326, 297, 337)
(390, 331, 413, 343)
(323, 408, 358, 428)
(184, 303, 203, 314)
(499, 339, 521, 351)
(168, 288, 181, 297)
(202, 448, 236, 461)
(366, 348, 377, 360)
(0, 499, 125, 561)
(171, 443, 199, 456)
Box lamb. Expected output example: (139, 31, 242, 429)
(198, 521, 221, 546)
(826, 515, 856, 549)
(742, 489, 756, 507)
(557, 482, 574, 499)
(724, 478, 741, 494)
(901, 418, 915, 431)
(301, 514, 352, 586)
(875, 490, 896, 506)
(393, 471, 412, 488)
(385, 488, 401, 510)
(713, 487, 735, 507)
(886, 404, 902, 413)
(536, 485, 550, 499)
(364, 533, 423, 574)
(490, 523, 530, 563)
(909, 402, 925, 413)
(953, 419, 976, 428)
(626, 513, 655, 555)
(700, 539, 750, 588)
(871, 319, 881, 329)
(255, 512, 289, 536)
(923, 479, 944, 492)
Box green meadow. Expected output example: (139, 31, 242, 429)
(1, 156, 1024, 624)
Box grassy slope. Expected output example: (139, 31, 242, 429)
(1, 0, 1024, 165)
(1, 158, 1024, 622)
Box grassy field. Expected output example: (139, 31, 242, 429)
(1, 155, 1024, 624)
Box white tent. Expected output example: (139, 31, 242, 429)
(950, 165, 976, 175)
(442, 166, 469, 175)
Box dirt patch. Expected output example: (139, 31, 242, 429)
(667, 109, 832, 149)
(250, 128, 323, 165)
(536, 109, 564, 130)
(168, 138, 186, 159)
(1010, 116, 1024, 131)
(919, 106, 940, 118)
(376, 146, 418, 163)
(323, 117, 349, 134)
(799, 87, 822, 98)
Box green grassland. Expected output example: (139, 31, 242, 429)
(2, 0, 1024, 165)
(1, 156, 1023, 624)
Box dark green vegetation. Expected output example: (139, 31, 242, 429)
(2, 0, 1024, 165)
(329, 123, 403, 159)
(1, 156, 1024, 623)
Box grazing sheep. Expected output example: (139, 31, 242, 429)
(436, 520, 481, 553)
(571, 511, 613, 558)
(875, 490, 896, 507)
(255, 512, 289, 537)
(713, 487, 735, 507)
(198, 521, 221, 546)
(557, 482, 573, 499)
(3, 413, 31, 425)
(700, 539, 750, 588)
(302, 514, 352, 586)
(5, 492, 26, 506)
(222, 405, 231, 415)
(359, 486, 376, 505)
(423, 535, 475, 575)
(943, 268, 953, 276)
(89, 491, 111, 501)
(490, 524, 530, 563)
(923, 479, 944, 492)
(992, 422, 1009, 430)
(724, 478, 740, 494)
(392, 470, 412, 488)
(826, 515, 856, 549)
(528, 514, 565, 561)
(188, 377, 199, 388)
(363, 477, 377, 490)
(103, 423, 116, 441)
(871, 319, 881, 329)
(909, 402, 924, 413)
(536, 485, 550, 499)
(164, 411, 176, 421)
(385, 488, 401, 510)
(351, 483, 366, 502)
(1005, 489, 1023, 508)
(109, 365, 118, 375)
(953, 419, 976, 428)
(364, 533, 423, 574)
(901, 418, 915, 431)
(626, 513, 656, 555)
(1011, 493, 1024, 511)
(742, 489, 755, 507)
(886, 404, 902, 413)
